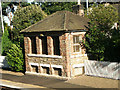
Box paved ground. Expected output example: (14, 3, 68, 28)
(1, 70, 93, 89)
(66, 75, 119, 88)
(0, 69, 120, 90)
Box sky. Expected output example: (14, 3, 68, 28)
(27, 0, 34, 3)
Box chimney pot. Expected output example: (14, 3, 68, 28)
(72, 4, 84, 17)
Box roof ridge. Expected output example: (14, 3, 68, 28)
(65, 11, 70, 31)
(63, 11, 67, 30)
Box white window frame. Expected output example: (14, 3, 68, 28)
(73, 35, 82, 53)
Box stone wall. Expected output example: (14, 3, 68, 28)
(23, 31, 88, 77)
(24, 32, 70, 77)
(27, 55, 66, 76)
(69, 32, 88, 76)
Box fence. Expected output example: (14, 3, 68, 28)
(84, 60, 120, 80)
(0, 56, 9, 68)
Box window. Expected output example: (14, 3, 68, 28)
(73, 35, 82, 52)
(42, 66, 49, 74)
(52, 36, 60, 55)
(41, 36, 48, 55)
(30, 37, 37, 54)
(53, 68, 62, 76)
(31, 65, 38, 73)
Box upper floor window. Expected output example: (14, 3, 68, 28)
(73, 35, 82, 52)
(41, 36, 48, 55)
(30, 36, 37, 54)
(29, 36, 60, 56)
(52, 36, 60, 55)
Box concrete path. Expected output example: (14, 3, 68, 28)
(1, 69, 119, 89)
(1, 69, 92, 89)
(66, 75, 119, 88)
(0, 79, 47, 89)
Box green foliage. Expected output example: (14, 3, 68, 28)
(85, 4, 119, 61)
(6, 44, 24, 72)
(2, 25, 24, 72)
(41, 2, 77, 15)
(86, 4, 118, 30)
(104, 28, 120, 62)
(20, 2, 30, 7)
(2, 2, 10, 15)
(2, 26, 13, 56)
(4, 4, 47, 72)
(12, 4, 47, 40)
(85, 21, 106, 61)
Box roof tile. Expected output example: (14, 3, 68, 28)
(20, 11, 89, 33)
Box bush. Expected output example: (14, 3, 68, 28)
(6, 44, 24, 72)
(2, 26, 13, 56)
(84, 4, 119, 61)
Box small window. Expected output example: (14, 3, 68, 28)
(30, 37, 37, 54)
(52, 36, 60, 55)
(31, 65, 38, 73)
(41, 36, 48, 55)
(42, 66, 49, 74)
(53, 68, 62, 76)
(73, 35, 82, 52)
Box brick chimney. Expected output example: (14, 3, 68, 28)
(73, 4, 84, 17)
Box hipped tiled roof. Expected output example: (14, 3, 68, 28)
(20, 11, 89, 33)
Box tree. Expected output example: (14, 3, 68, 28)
(6, 44, 24, 72)
(1, 4, 47, 72)
(84, 4, 118, 61)
(41, 2, 77, 15)
(12, 4, 47, 40)
(1, 24, 24, 71)
(104, 27, 120, 62)
(2, 25, 13, 56)
(86, 4, 118, 31)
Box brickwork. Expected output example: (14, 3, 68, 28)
(47, 36, 54, 55)
(69, 32, 88, 76)
(24, 37, 31, 72)
(36, 36, 42, 54)
(59, 33, 71, 77)
(23, 31, 88, 77)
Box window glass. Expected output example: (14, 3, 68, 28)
(73, 35, 82, 52)
(41, 36, 48, 55)
(30, 37, 37, 54)
(52, 36, 60, 55)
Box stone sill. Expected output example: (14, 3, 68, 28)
(70, 54, 87, 58)
(29, 63, 63, 68)
(27, 54, 62, 59)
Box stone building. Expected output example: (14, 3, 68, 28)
(21, 10, 89, 78)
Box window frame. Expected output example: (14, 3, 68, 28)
(52, 36, 60, 56)
(30, 36, 37, 54)
(73, 34, 83, 53)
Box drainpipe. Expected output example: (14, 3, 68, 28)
(68, 32, 72, 77)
